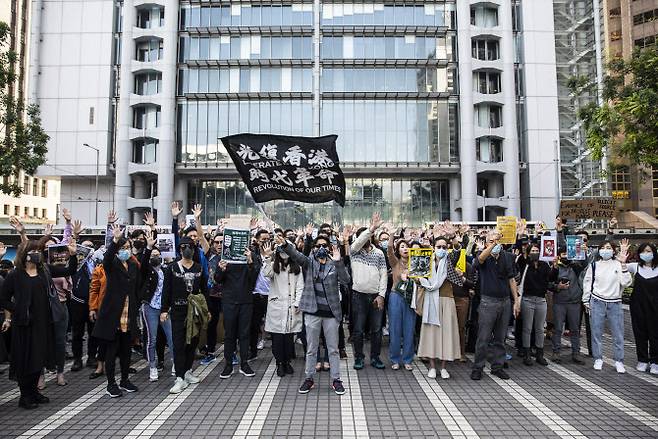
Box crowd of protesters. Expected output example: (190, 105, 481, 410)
(1, 205, 657, 408)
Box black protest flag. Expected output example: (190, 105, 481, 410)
(221, 133, 346, 207)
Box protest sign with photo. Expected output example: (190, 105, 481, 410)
(566, 235, 586, 261)
(47, 244, 70, 265)
(222, 228, 251, 263)
(221, 133, 346, 206)
(559, 198, 618, 220)
(496, 216, 517, 245)
(156, 233, 176, 259)
(540, 235, 557, 262)
(76, 244, 94, 260)
(408, 248, 434, 279)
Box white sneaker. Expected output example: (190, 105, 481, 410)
(404, 364, 414, 371)
(507, 329, 515, 340)
(169, 377, 188, 394)
(382, 327, 389, 336)
(593, 359, 603, 370)
(440, 369, 450, 380)
(650, 364, 658, 375)
(427, 368, 437, 379)
(149, 367, 158, 382)
(636, 361, 649, 372)
(615, 361, 626, 374)
(184, 370, 201, 384)
(391, 363, 400, 370)
(171, 365, 176, 377)
(256, 339, 265, 350)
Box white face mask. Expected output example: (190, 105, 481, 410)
(599, 249, 614, 260)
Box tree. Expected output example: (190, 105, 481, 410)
(0, 21, 49, 197)
(569, 46, 658, 169)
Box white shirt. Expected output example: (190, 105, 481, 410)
(627, 263, 658, 279)
(582, 259, 632, 303)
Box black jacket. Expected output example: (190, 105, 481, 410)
(214, 262, 259, 305)
(161, 260, 208, 313)
(71, 262, 93, 303)
(92, 239, 140, 341)
(138, 247, 163, 304)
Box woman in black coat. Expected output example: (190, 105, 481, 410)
(92, 224, 140, 398)
(0, 239, 78, 409)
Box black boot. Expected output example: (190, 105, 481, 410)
(276, 362, 285, 377)
(283, 362, 294, 375)
(523, 348, 534, 366)
(536, 348, 548, 366)
(71, 358, 83, 372)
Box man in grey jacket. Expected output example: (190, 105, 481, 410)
(275, 233, 351, 396)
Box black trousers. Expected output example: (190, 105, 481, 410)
(18, 372, 40, 400)
(206, 296, 222, 353)
(250, 294, 268, 354)
(630, 288, 658, 364)
(105, 331, 132, 384)
(70, 300, 98, 360)
(271, 333, 295, 364)
(579, 304, 593, 356)
(156, 325, 166, 363)
(223, 302, 252, 365)
(171, 309, 198, 379)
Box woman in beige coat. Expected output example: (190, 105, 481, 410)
(262, 241, 304, 377)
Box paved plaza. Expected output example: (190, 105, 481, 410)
(1, 309, 657, 439)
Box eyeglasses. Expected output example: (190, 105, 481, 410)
(435, 245, 448, 250)
(213, 240, 222, 245)
(315, 243, 329, 249)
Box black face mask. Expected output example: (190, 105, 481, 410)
(149, 257, 161, 267)
(26, 252, 42, 265)
(529, 253, 539, 262)
(182, 247, 195, 260)
(133, 240, 145, 250)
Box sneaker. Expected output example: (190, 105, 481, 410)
(240, 363, 256, 377)
(332, 379, 345, 395)
(169, 377, 188, 394)
(470, 369, 483, 380)
(71, 359, 83, 372)
(593, 359, 604, 370)
(256, 339, 265, 350)
(353, 358, 364, 370)
(296, 337, 304, 345)
(276, 363, 286, 377)
(200, 354, 216, 366)
(283, 362, 294, 375)
(391, 363, 400, 371)
(491, 369, 510, 380)
(506, 329, 515, 340)
(382, 327, 389, 336)
(505, 353, 513, 361)
(149, 367, 159, 382)
(650, 364, 658, 375)
(615, 361, 626, 374)
(427, 368, 437, 379)
(440, 369, 450, 380)
(636, 361, 649, 372)
(184, 370, 201, 384)
(171, 365, 176, 377)
(106, 383, 122, 398)
(298, 378, 314, 394)
(404, 363, 413, 371)
(551, 351, 562, 364)
(572, 353, 585, 365)
(220, 364, 233, 379)
(339, 349, 348, 359)
(371, 357, 385, 369)
(119, 380, 138, 393)
(232, 354, 239, 366)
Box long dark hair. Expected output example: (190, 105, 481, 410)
(15, 240, 44, 272)
(273, 250, 301, 275)
(637, 243, 658, 268)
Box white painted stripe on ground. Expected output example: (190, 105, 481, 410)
(412, 361, 480, 439)
(17, 359, 148, 439)
(466, 355, 586, 439)
(232, 356, 280, 438)
(122, 347, 224, 439)
(547, 362, 658, 432)
(341, 346, 369, 439)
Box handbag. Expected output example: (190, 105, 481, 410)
(413, 286, 426, 317)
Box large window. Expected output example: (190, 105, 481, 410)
(471, 39, 500, 61)
(132, 138, 158, 164)
(133, 105, 161, 129)
(180, 36, 313, 61)
(321, 36, 453, 60)
(189, 178, 450, 227)
(23, 176, 30, 194)
(321, 67, 455, 93)
(41, 180, 47, 198)
(179, 67, 313, 94)
(136, 39, 163, 62)
(473, 71, 501, 94)
(476, 137, 503, 163)
(475, 104, 503, 128)
(633, 8, 657, 26)
(137, 6, 164, 29)
(181, 4, 313, 28)
(134, 72, 162, 95)
(471, 5, 498, 27)
(320, 4, 455, 27)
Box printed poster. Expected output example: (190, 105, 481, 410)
(156, 233, 176, 260)
(47, 244, 70, 265)
(566, 235, 586, 261)
(497, 216, 517, 245)
(540, 235, 557, 262)
(222, 228, 251, 264)
(408, 248, 434, 279)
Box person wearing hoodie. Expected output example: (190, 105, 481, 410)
(350, 212, 388, 371)
(582, 240, 632, 373)
(549, 247, 586, 364)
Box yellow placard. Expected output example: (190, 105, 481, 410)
(497, 216, 517, 245)
(408, 248, 434, 278)
(455, 249, 466, 273)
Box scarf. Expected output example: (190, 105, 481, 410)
(416, 253, 464, 326)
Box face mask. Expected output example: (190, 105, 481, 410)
(182, 247, 195, 260)
(559, 259, 570, 266)
(529, 253, 539, 262)
(150, 257, 161, 267)
(491, 244, 502, 255)
(133, 240, 145, 250)
(435, 248, 447, 259)
(599, 249, 614, 261)
(315, 247, 329, 259)
(640, 252, 654, 263)
(117, 249, 131, 261)
(381, 241, 389, 251)
(26, 252, 42, 264)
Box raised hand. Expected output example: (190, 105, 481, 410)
(107, 209, 118, 224)
(111, 223, 123, 243)
(145, 229, 156, 249)
(44, 223, 53, 236)
(274, 233, 286, 246)
(249, 217, 259, 230)
(62, 207, 72, 223)
(261, 241, 274, 258)
(244, 247, 253, 264)
(218, 260, 228, 272)
(331, 246, 342, 262)
(9, 216, 25, 234)
(143, 211, 156, 230)
(68, 238, 78, 256)
(341, 224, 353, 243)
(193, 203, 203, 220)
(72, 220, 83, 238)
(370, 212, 383, 232)
(171, 201, 182, 218)
(618, 238, 630, 263)
(305, 222, 314, 236)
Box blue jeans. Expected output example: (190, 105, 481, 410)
(590, 297, 624, 362)
(387, 291, 416, 365)
(141, 303, 174, 368)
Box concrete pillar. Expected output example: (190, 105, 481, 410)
(449, 177, 461, 221)
(312, 0, 321, 136)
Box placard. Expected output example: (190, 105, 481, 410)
(76, 244, 94, 260)
(408, 248, 433, 279)
(222, 228, 251, 264)
(47, 244, 70, 265)
(185, 215, 197, 230)
(496, 216, 517, 245)
(566, 235, 586, 261)
(455, 249, 467, 273)
(540, 235, 557, 262)
(156, 233, 176, 260)
(559, 198, 618, 220)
